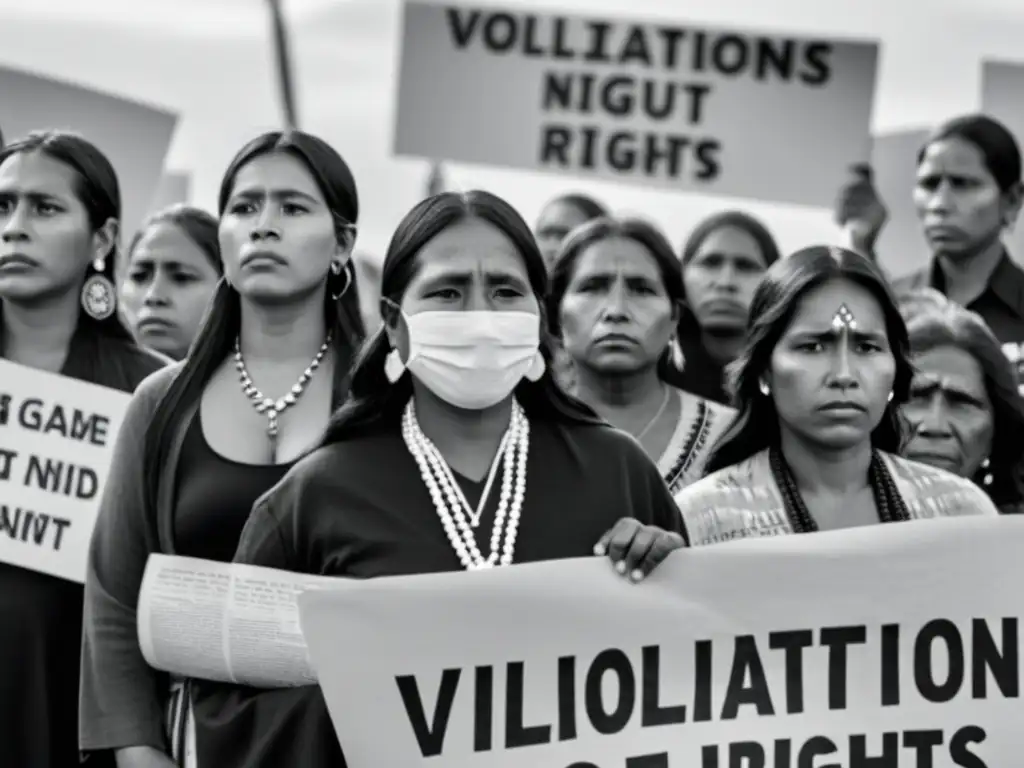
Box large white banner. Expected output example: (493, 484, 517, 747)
(0, 360, 131, 582)
(300, 517, 1022, 766)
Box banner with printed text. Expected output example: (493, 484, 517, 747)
(394, 0, 879, 206)
(300, 517, 1022, 766)
(0, 359, 131, 582)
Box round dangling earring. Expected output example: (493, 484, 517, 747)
(887, 391, 894, 403)
(81, 256, 116, 321)
(758, 379, 770, 396)
(383, 349, 406, 383)
(980, 457, 993, 486)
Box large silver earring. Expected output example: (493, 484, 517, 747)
(81, 257, 116, 321)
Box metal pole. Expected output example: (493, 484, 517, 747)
(426, 162, 446, 197)
(267, 0, 299, 130)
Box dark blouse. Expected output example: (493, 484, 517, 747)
(893, 251, 1024, 348)
(190, 413, 685, 767)
(0, 331, 166, 768)
(81, 336, 357, 759)
(173, 414, 295, 562)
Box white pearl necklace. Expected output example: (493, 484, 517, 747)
(401, 399, 529, 570)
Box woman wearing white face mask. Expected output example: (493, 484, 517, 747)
(205, 191, 686, 766)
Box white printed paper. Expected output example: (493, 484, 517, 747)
(138, 554, 342, 688)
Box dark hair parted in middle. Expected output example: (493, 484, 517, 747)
(547, 215, 683, 379)
(320, 190, 600, 444)
(0, 129, 132, 341)
(127, 203, 223, 275)
(919, 114, 1022, 193)
(142, 130, 366, 513)
(680, 209, 782, 269)
(704, 245, 913, 473)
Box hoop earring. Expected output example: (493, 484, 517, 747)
(81, 257, 116, 321)
(330, 263, 352, 301)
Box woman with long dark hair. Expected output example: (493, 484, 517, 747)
(121, 204, 223, 360)
(549, 216, 735, 492)
(673, 245, 997, 545)
(899, 291, 1024, 514)
(205, 190, 683, 765)
(667, 210, 781, 404)
(0, 130, 167, 768)
(80, 130, 366, 767)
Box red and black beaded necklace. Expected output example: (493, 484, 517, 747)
(768, 445, 911, 533)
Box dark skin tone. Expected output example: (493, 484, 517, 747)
(594, 520, 686, 582)
(382, 217, 682, 580)
(902, 346, 993, 478)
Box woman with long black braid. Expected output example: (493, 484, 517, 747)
(665, 246, 997, 545)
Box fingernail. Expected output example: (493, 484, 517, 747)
(593, 544, 605, 556)
(615, 561, 626, 574)
(630, 570, 643, 582)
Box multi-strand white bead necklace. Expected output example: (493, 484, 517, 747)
(401, 399, 529, 570)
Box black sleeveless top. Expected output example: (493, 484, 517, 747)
(172, 414, 295, 562)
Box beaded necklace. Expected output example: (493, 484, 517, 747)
(402, 399, 529, 570)
(234, 333, 332, 462)
(768, 446, 911, 533)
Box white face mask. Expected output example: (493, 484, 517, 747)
(393, 310, 544, 410)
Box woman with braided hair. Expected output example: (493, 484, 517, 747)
(667, 245, 997, 546)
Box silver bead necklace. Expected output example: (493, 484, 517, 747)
(233, 333, 332, 461)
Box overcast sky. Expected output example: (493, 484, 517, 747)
(0, 0, 1022, 259)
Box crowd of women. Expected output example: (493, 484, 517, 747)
(0, 110, 1020, 767)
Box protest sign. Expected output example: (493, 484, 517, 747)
(868, 128, 930, 278)
(0, 64, 177, 240)
(300, 517, 1022, 766)
(394, 1, 879, 207)
(0, 359, 131, 582)
(981, 60, 1024, 266)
